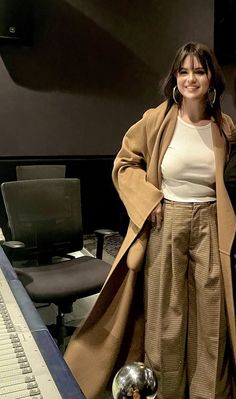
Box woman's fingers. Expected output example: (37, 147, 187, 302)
(148, 203, 163, 228)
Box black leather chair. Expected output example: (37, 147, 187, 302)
(1, 178, 112, 351)
(16, 164, 66, 180)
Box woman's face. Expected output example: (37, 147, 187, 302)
(176, 55, 211, 103)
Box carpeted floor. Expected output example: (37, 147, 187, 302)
(83, 232, 123, 259)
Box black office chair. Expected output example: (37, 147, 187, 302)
(15, 164, 114, 260)
(1, 178, 112, 351)
(16, 164, 66, 180)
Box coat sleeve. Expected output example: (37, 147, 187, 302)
(222, 114, 236, 143)
(112, 109, 163, 230)
(224, 143, 236, 213)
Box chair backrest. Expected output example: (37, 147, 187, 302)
(16, 165, 66, 180)
(1, 178, 83, 258)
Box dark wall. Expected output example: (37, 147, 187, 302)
(0, 0, 221, 157)
(0, 0, 160, 156)
(0, 0, 235, 236)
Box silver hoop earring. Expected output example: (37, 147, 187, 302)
(173, 86, 179, 104)
(208, 87, 216, 108)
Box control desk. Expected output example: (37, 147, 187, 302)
(0, 246, 85, 399)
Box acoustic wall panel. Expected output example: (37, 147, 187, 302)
(214, 0, 236, 61)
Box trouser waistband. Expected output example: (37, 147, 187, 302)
(163, 199, 216, 206)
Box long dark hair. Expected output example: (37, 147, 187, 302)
(162, 42, 225, 131)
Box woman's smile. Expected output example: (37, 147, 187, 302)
(176, 55, 211, 102)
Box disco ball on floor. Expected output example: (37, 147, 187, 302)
(112, 362, 158, 399)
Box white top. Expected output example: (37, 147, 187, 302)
(161, 116, 216, 202)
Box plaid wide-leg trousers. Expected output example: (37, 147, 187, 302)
(144, 201, 231, 399)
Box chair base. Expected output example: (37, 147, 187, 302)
(47, 321, 76, 353)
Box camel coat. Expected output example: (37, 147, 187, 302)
(64, 102, 236, 399)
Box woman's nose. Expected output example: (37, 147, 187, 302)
(187, 72, 196, 82)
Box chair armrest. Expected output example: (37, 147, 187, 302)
(1, 240, 25, 261)
(2, 240, 25, 249)
(94, 229, 118, 259)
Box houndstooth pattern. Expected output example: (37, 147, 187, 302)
(144, 201, 231, 399)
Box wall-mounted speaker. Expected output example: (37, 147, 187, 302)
(214, 0, 236, 62)
(0, 0, 33, 45)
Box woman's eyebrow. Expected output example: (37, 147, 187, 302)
(179, 66, 205, 71)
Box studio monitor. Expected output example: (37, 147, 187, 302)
(0, 0, 33, 45)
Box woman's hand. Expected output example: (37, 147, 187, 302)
(148, 203, 163, 229)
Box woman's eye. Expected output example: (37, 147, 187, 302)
(178, 69, 206, 76)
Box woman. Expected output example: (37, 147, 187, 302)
(64, 42, 236, 399)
